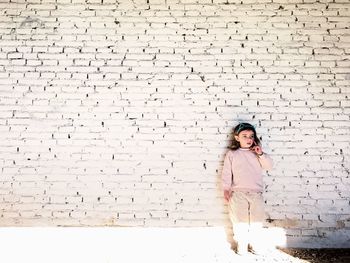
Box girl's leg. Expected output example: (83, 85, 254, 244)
(228, 192, 250, 255)
(232, 223, 250, 255)
(249, 222, 266, 253)
(248, 193, 271, 253)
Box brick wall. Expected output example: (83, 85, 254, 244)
(0, 0, 349, 248)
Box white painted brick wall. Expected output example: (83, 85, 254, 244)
(0, 0, 349, 248)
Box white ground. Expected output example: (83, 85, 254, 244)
(0, 227, 307, 263)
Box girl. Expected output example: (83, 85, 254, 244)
(222, 122, 273, 255)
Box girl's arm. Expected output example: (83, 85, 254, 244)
(251, 144, 273, 171)
(257, 153, 273, 171)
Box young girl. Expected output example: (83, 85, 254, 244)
(222, 122, 273, 255)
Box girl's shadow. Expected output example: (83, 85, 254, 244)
(216, 127, 237, 250)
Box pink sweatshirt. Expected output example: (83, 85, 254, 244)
(222, 148, 273, 193)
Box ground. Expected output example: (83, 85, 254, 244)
(280, 248, 350, 263)
(221, 248, 350, 263)
(0, 227, 349, 262)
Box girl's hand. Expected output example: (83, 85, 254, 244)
(250, 143, 263, 156)
(224, 190, 232, 202)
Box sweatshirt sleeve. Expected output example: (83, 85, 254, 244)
(258, 153, 273, 171)
(222, 151, 233, 191)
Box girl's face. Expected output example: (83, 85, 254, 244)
(234, 129, 255, 148)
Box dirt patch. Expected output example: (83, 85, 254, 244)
(280, 248, 350, 263)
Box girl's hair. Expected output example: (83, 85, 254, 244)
(230, 122, 261, 150)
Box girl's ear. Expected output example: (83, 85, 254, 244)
(234, 135, 239, 141)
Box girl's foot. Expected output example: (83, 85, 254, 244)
(236, 243, 249, 256)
